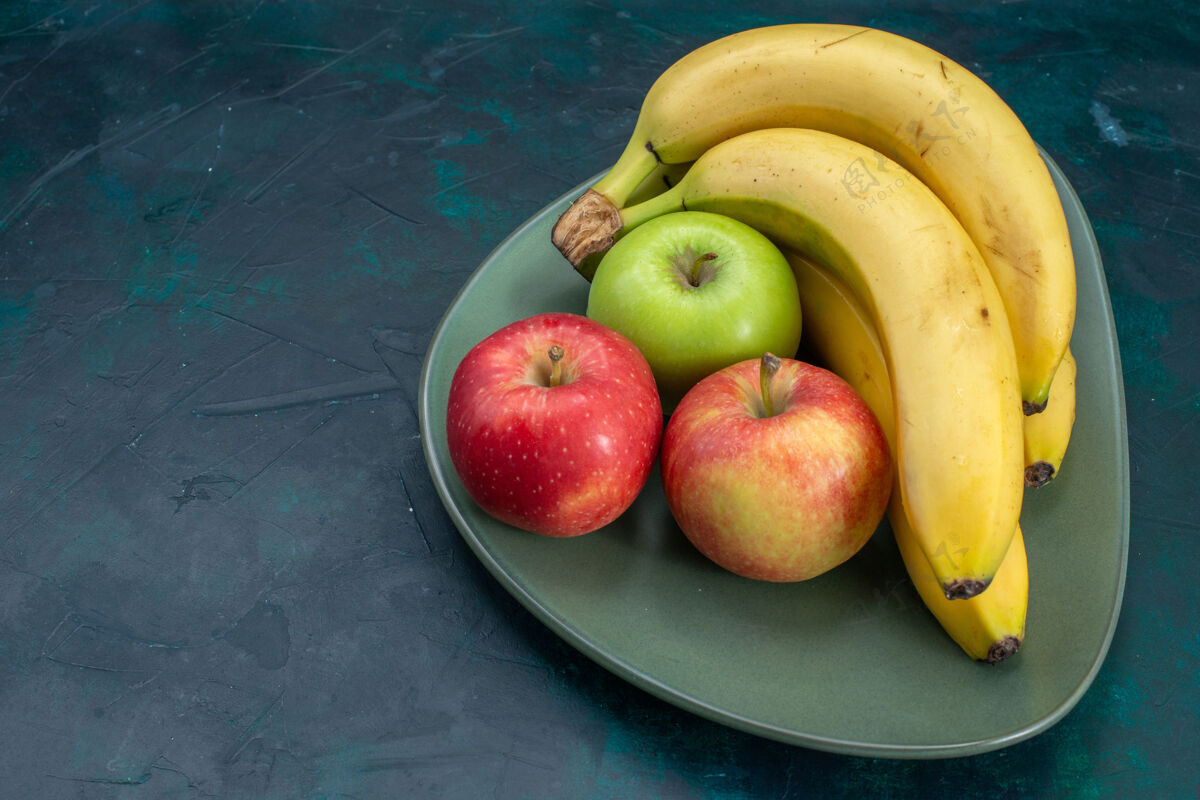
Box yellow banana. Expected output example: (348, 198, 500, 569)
(552, 23, 1075, 413)
(591, 127, 1024, 598)
(1024, 347, 1077, 487)
(790, 242, 1076, 492)
(790, 252, 1026, 662)
(901, 512, 1027, 662)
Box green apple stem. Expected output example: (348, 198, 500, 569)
(760, 352, 781, 418)
(689, 252, 718, 287)
(548, 345, 565, 387)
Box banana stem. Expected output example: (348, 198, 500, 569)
(548, 345, 564, 387)
(552, 137, 663, 274)
(553, 169, 687, 275)
(760, 353, 781, 417)
(592, 136, 661, 207)
(619, 184, 687, 231)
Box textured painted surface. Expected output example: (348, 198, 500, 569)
(0, 1, 1196, 797)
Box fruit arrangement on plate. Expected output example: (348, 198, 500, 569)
(443, 23, 1078, 665)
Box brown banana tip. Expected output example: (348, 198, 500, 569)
(942, 577, 990, 601)
(551, 188, 622, 271)
(1023, 398, 1049, 415)
(1024, 461, 1056, 488)
(985, 635, 1023, 664)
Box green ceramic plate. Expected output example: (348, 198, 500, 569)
(417, 153, 1129, 759)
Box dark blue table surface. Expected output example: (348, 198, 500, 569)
(2, 2, 1196, 797)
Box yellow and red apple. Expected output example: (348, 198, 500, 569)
(661, 354, 892, 581)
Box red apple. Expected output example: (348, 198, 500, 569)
(661, 354, 891, 581)
(446, 312, 663, 537)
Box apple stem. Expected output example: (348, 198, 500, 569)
(760, 352, 781, 417)
(689, 252, 717, 287)
(548, 344, 565, 387)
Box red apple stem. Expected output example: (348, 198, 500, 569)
(760, 352, 781, 418)
(548, 344, 565, 387)
(689, 252, 717, 287)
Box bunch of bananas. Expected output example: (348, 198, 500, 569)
(550, 24, 1078, 662)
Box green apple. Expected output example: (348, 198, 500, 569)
(585, 211, 803, 411)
